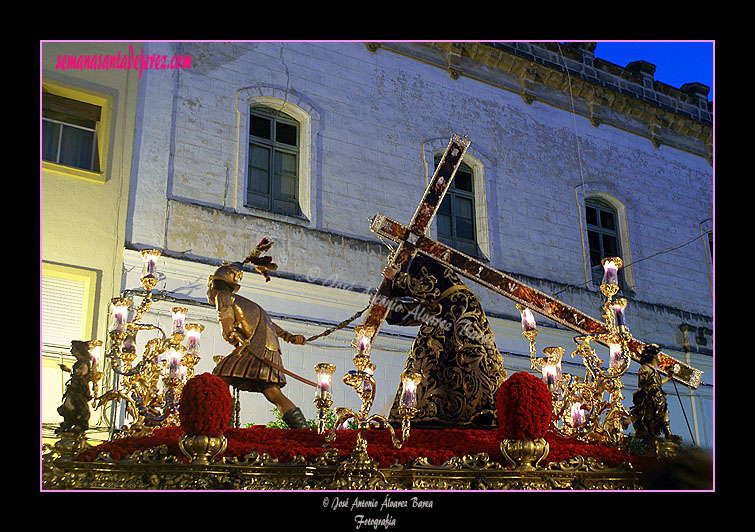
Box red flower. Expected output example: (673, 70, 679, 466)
(496, 371, 552, 440)
(179, 373, 232, 437)
(72, 425, 656, 472)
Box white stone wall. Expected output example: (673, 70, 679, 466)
(130, 41, 711, 314)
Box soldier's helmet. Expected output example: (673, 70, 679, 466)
(207, 262, 244, 292)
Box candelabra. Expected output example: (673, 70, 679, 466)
(95, 249, 204, 438)
(518, 257, 634, 444)
(314, 325, 420, 449)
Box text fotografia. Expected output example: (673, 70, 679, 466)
(325, 494, 433, 529)
(55, 45, 191, 78)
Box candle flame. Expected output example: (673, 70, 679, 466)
(571, 402, 586, 427)
(521, 308, 537, 330)
(360, 335, 370, 351)
(403, 377, 417, 392)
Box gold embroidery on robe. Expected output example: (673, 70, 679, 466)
(386, 255, 507, 427)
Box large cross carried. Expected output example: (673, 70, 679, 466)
(359, 135, 703, 390)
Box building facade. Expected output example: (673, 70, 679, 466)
(42, 41, 713, 449)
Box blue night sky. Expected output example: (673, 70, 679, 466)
(591, 41, 714, 101)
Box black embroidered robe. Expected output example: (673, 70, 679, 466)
(385, 255, 507, 427)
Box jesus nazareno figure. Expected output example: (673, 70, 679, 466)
(382, 254, 507, 428)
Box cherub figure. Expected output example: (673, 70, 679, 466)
(56, 340, 96, 434)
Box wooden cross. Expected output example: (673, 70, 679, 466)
(358, 135, 703, 390)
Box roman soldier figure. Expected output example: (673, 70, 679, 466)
(630, 343, 680, 442)
(207, 239, 309, 429)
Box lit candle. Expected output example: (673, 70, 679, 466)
(601, 258, 620, 286)
(314, 363, 336, 400)
(571, 402, 586, 428)
(400, 373, 421, 409)
(89, 341, 102, 371)
(319, 374, 331, 398)
(110, 298, 131, 333)
(542, 364, 559, 392)
(613, 299, 628, 329)
(359, 335, 370, 355)
(171, 307, 187, 337)
(609, 343, 622, 369)
(141, 249, 161, 280)
(520, 307, 537, 332)
(185, 324, 203, 355)
(168, 347, 183, 378)
(541, 347, 563, 392)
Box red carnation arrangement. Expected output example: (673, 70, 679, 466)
(179, 373, 233, 437)
(496, 371, 552, 440)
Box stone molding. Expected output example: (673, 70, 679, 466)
(368, 42, 712, 163)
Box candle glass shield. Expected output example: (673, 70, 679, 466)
(539, 347, 564, 393)
(398, 372, 421, 441)
(517, 304, 538, 360)
(612, 299, 629, 331)
(171, 307, 188, 341)
(110, 297, 132, 333)
(600, 257, 622, 299)
(182, 324, 203, 379)
(400, 372, 421, 409)
(313, 363, 336, 434)
(520, 307, 537, 332)
(88, 340, 104, 399)
(140, 249, 161, 290)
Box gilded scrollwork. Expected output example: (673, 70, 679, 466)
(42, 451, 644, 491)
(42, 434, 646, 491)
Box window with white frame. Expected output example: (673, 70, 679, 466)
(434, 157, 481, 258)
(246, 106, 301, 217)
(585, 197, 622, 287)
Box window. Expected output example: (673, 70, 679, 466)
(246, 107, 301, 217)
(41, 81, 112, 183)
(585, 198, 621, 286)
(41, 263, 98, 349)
(42, 91, 101, 173)
(435, 158, 480, 257)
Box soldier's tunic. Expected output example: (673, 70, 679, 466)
(212, 290, 296, 392)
